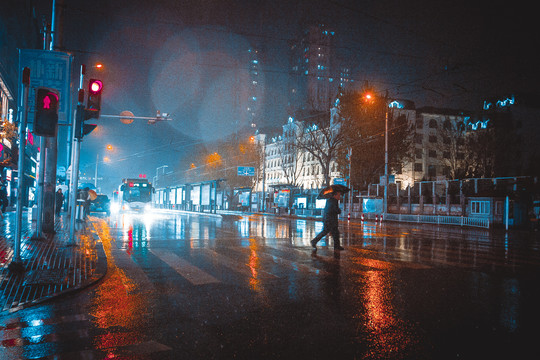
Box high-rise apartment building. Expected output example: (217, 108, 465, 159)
(288, 23, 339, 114)
(246, 47, 262, 129)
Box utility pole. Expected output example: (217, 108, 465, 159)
(41, 0, 62, 234)
(384, 93, 389, 216)
(348, 147, 352, 217)
(94, 153, 98, 188)
(68, 66, 85, 245)
(9, 68, 30, 272)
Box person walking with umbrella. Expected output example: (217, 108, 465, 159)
(55, 188, 64, 216)
(311, 185, 349, 251)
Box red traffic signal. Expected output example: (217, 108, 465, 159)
(89, 79, 103, 94)
(86, 79, 103, 119)
(34, 87, 59, 137)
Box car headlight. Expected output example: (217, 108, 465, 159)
(144, 203, 152, 211)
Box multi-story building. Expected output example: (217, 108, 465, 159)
(257, 100, 477, 197)
(255, 113, 341, 197)
(245, 47, 263, 129)
(397, 106, 472, 189)
(288, 23, 339, 113)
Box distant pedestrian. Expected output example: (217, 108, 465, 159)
(55, 188, 64, 215)
(311, 191, 344, 251)
(82, 187, 91, 217)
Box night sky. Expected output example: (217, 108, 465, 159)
(29, 0, 536, 193)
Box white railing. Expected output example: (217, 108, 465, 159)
(385, 214, 489, 229)
(380, 213, 490, 229)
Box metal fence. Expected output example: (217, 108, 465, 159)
(379, 213, 490, 229)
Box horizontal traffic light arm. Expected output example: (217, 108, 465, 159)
(99, 114, 172, 121)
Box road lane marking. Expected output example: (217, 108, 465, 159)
(201, 249, 280, 279)
(348, 248, 432, 270)
(110, 248, 156, 292)
(233, 247, 330, 276)
(150, 249, 220, 285)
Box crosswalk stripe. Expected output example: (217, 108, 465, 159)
(150, 249, 220, 285)
(201, 249, 280, 279)
(234, 248, 330, 276)
(110, 248, 156, 292)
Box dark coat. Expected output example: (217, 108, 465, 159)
(55, 191, 64, 207)
(323, 197, 341, 227)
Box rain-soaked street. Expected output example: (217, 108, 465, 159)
(1, 212, 540, 359)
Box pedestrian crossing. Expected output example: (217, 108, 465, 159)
(150, 249, 220, 285)
(1, 239, 432, 359)
(7, 218, 539, 359)
(109, 247, 156, 291)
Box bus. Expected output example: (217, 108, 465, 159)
(115, 178, 154, 213)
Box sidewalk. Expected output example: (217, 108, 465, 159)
(0, 211, 106, 315)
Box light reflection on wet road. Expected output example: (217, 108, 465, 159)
(1, 212, 540, 359)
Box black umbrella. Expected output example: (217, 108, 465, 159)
(317, 184, 350, 199)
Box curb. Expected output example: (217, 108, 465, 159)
(0, 219, 108, 315)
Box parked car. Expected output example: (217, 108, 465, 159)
(90, 194, 110, 215)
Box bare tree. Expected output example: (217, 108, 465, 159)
(293, 109, 345, 187)
(275, 124, 304, 188)
(437, 117, 470, 179)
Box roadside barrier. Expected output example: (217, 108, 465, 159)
(76, 200, 86, 221)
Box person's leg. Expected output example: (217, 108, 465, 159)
(311, 227, 329, 249)
(330, 227, 343, 250)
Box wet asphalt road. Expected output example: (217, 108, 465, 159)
(1, 211, 540, 359)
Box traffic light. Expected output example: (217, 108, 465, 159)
(34, 87, 59, 137)
(81, 121, 97, 138)
(85, 79, 103, 119)
(75, 103, 97, 139)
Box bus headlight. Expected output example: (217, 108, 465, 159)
(144, 203, 152, 212)
(110, 202, 120, 213)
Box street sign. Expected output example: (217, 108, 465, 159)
(237, 166, 255, 176)
(333, 178, 347, 185)
(18, 49, 72, 125)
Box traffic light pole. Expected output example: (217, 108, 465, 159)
(68, 105, 83, 245)
(67, 65, 85, 245)
(9, 68, 30, 272)
(31, 137, 46, 241)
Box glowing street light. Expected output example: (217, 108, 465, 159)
(362, 91, 389, 215)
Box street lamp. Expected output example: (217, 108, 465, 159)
(362, 91, 389, 215)
(94, 144, 114, 189)
(384, 101, 389, 216)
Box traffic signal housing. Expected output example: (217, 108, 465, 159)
(34, 87, 59, 137)
(75, 103, 97, 139)
(86, 79, 103, 119)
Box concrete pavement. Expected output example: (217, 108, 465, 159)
(0, 211, 106, 315)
